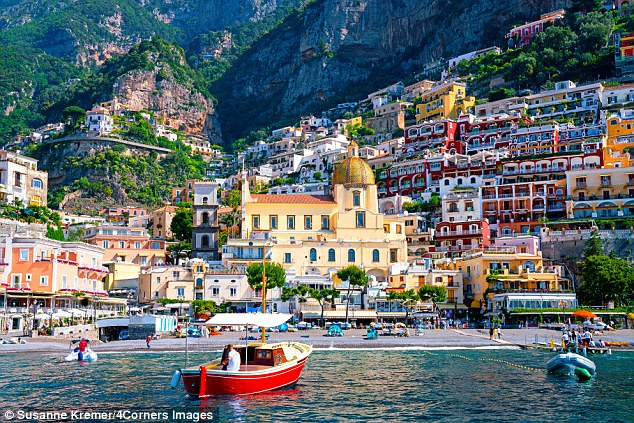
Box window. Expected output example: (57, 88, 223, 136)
(19, 249, 28, 261)
(230, 287, 237, 297)
(201, 235, 210, 248)
(140, 257, 147, 266)
(348, 249, 356, 263)
(177, 287, 185, 297)
(384, 224, 390, 233)
(173, 271, 180, 279)
(119, 241, 125, 249)
(40, 276, 48, 286)
(372, 249, 380, 262)
(211, 287, 220, 296)
(353, 191, 361, 206)
(321, 215, 329, 230)
(285, 253, 292, 263)
(304, 215, 312, 230)
(390, 249, 398, 263)
(309, 248, 317, 262)
(151, 242, 161, 249)
(252, 215, 260, 229)
(31, 178, 43, 189)
(287, 215, 295, 229)
(62, 275, 67, 289)
(396, 225, 402, 234)
(328, 249, 336, 262)
(134, 241, 141, 249)
(356, 212, 365, 228)
(270, 215, 278, 229)
(202, 212, 209, 224)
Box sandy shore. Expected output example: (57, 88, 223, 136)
(1, 328, 633, 354)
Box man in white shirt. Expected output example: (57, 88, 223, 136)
(226, 344, 241, 371)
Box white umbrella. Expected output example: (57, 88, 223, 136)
(52, 310, 72, 318)
(70, 308, 88, 317)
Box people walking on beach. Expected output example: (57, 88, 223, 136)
(489, 327, 494, 339)
(497, 328, 503, 339)
(146, 335, 151, 348)
(493, 327, 498, 340)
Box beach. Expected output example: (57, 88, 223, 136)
(2, 328, 633, 354)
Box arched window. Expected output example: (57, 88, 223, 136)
(372, 249, 380, 262)
(202, 196, 208, 205)
(328, 248, 335, 262)
(523, 261, 536, 271)
(201, 235, 209, 248)
(309, 248, 317, 262)
(31, 178, 43, 189)
(348, 249, 356, 263)
(202, 212, 209, 224)
(353, 191, 361, 207)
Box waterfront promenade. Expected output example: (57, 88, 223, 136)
(1, 328, 632, 354)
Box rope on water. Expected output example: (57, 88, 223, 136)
(445, 354, 541, 371)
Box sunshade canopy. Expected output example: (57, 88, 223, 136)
(205, 313, 292, 328)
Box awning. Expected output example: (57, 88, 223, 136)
(206, 313, 292, 328)
(301, 310, 377, 319)
(411, 312, 437, 318)
(437, 303, 467, 310)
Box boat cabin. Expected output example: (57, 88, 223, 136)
(233, 342, 298, 369)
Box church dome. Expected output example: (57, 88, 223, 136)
(332, 141, 375, 185)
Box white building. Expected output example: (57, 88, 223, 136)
(0, 150, 48, 206)
(85, 106, 113, 135)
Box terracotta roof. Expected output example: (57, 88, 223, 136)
(251, 194, 336, 204)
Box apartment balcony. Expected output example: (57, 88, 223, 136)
(626, 179, 634, 186)
(573, 183, 587, 191)
(436, 230, 482, 237)
(600, 181, 612, 187)
(503, 169, 519, 175)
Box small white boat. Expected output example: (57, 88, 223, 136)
(546, 352, 595, 377)
(64, 339, 98, 362)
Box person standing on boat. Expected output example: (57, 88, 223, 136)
(146, 335, 151, 348)
(226, 344, 241, 371)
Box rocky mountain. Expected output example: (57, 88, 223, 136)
(212, 0, 568, 141)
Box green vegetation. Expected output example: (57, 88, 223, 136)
(402, 194, 441, 213)
(457, 8, 615, 95)
(337, 265, 369, 319)
(40, 143, 208, 208)
(247, 262, 286, 291)
(170, 204, 193, 242)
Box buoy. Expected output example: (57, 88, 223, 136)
(170, 369, 181, 389)
(574, 367, 592, 382)
(199, 366, 207, 397)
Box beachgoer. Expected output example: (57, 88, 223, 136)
(562, 331, 569, 349)
(489, 327, 494, 340)
(146, 335, 151, 348)
(599, 339, 606, 348)
(79, 338, 88, 353)
(497, 328, 503, 339)
(493, 327, 498, 340)
(226, 344, 241, 372)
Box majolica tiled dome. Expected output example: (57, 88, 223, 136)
(332, 141, 375, 185)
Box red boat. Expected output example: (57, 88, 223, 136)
(176, 313, 312, 397)
(181, 340, 312, 397)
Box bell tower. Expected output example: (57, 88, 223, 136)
(191, 181, 220, 261)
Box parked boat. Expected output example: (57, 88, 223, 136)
(546, 352, 595, 379)
(365, 327, 378, 340)
(64, 339, 98, 362)
(178, 313, 312, 397)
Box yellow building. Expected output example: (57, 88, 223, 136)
(605, 113, 634, 168)
(416, 82, 475, 122)
(223, 141, 407, 285)
(445, 247, 567, 310)
(138, 265, 194, 304)
(103, 261, 141, 292)
(566, 166, 634, 219)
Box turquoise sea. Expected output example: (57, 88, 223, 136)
(0, 348, 632, 422)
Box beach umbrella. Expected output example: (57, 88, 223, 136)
(52, 310, 72, 318)
(571, 310, 596, 319)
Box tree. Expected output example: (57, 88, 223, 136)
(170, 207, 193, 242)
(310, 288, 339, 327)
(568, 0, 603, 14)
(62, 106, 86, 130)
(418, 285, 448, 307)
(583, 229, 603, 257)
(247, 261, 286, 293)
(281, 285, 309, 315)
(336, 265, 369, 323)
(46, 225, 65, 241)
(387, 289, 419, 323)
(579, 255, 634, 307)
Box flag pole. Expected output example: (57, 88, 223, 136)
(261, 249, 267, 344)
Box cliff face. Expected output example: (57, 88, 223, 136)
(213, 0, 567, 142)
(113, 69, 217, 139)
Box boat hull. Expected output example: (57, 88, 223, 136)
(182, 356, 308, 397)
(64, 350, 98, 362)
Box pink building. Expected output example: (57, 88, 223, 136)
(506, 10, 565, 48)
